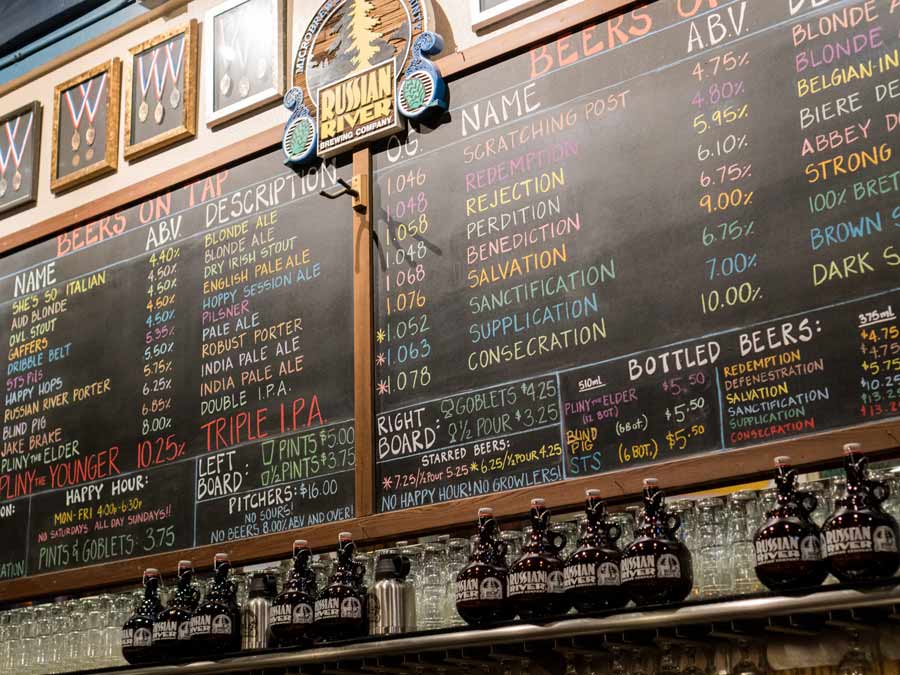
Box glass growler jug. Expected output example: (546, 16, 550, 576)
(152, 561, 200, 661)
(456, 507, 511, 626)
(314, 532, 368, 641)
(271, 540, 317, 647)
(190, 553, 242, 655)
(565, 489, 627, 612)
(122, 568, 163, 665)
(822, 443, 900, 582)
(621, 479, 693, 606)
(508, 498, 569, 620)
(753, 456, 827, 591)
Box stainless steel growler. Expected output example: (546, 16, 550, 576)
(368, 549, 416, 635)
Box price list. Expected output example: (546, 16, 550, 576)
(372, 0, 900, 511)
(0, 151, 357, 577)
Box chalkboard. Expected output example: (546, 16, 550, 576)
(371, 0, 900, 512)
(0, 148, 356, 578)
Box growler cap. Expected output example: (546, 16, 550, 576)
(531, 498, 546, 507)
(339, 531, 353, 542)
(214, 552, 229, 564)
(585, 489, 601, 497)
(144, 568, 160, 577)
(643, 478, 659, 488)
(293, 539, 309, 551)
(843, 443, 862, 455)
(478, 507, 494, 517)
(177, 560, 192, 574)
(775, 456, 791, 467)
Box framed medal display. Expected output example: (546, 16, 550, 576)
(124, 21, 199, 161)
(0, 101, 41, 216)
(50, 59, 121, 193)
(203, 0, 285, 128)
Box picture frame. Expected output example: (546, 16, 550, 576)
(51, 58, 122, 193)
(0, 100, 42, 216)
(124, 21, 199, 161)
(203, 0, 285, 128)
(470, 0, 556, 31)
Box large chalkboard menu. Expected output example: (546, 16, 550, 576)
(0, 149, 356, 579)
(372, 0, 900, 512)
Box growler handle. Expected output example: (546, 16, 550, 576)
(665, 512, 682, 536)
(494, 540, 509, 566)
(550, 533, 567, 554)
(868, 479, 890, 504)
(799, 491, 818, 515)
(605, 522, 621, 543)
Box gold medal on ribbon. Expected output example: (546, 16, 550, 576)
(220, 72, 232, 97)
(238, 75, 251, 98)
(139, 99, 149, 123)
(0, 178, 7, 198)
(85, 125, 96, 146)
(12, 171, 21, 192)
(154, 101, 165, 125)
(170, 87, 181, 110)
(71, 130, 81, 152)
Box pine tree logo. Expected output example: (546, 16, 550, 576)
(329, 0, 393, 75)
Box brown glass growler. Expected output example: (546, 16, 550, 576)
(822, 443, 900, 582)
(455, 508, 512, 625)
(121, 568, 163, 665)
(621, 479, 693, 606)
(314, 532, 368, 641)
(565, 490, 627, 612)
(508, 498, 569, 620)
(152, 561, 200, 661)
(271, 540, 317, 647)
(190, 553, 242, 655)
(753, 456, 827, 591)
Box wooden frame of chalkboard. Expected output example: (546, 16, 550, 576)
(0, 0, 897, 603)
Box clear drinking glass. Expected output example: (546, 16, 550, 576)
(500, 530, 524, 566)
(67, 600, 91, 671)
(398, 542, 424, 590)
(311, 554, 333, 591)
(758, 488, 777, 518)
(882, 472, 900, 523)
(32, 604, 54, 673)
(697, 497, 730, 597)
(729, 491, 762, 595)
(8, 608, 27, 673)
(444, 538, 470, 626)
(418, 543, 447, 629)
(355, 554, 375, 589)
(20, 605, 39, 674)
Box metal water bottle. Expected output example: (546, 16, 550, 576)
(242, 571, 278, 650)
(369, 550, 416, 635)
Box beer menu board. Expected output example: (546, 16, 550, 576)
(0, 150, 356, 579)
(372, 0, 900, 512)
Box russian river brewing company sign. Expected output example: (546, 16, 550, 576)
(282, 0, 448, 162)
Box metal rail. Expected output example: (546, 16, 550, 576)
(76, 583, 900, 675)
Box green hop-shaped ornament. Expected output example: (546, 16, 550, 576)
(403, 77, 427, 111)
(290, 120, 310, 157)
